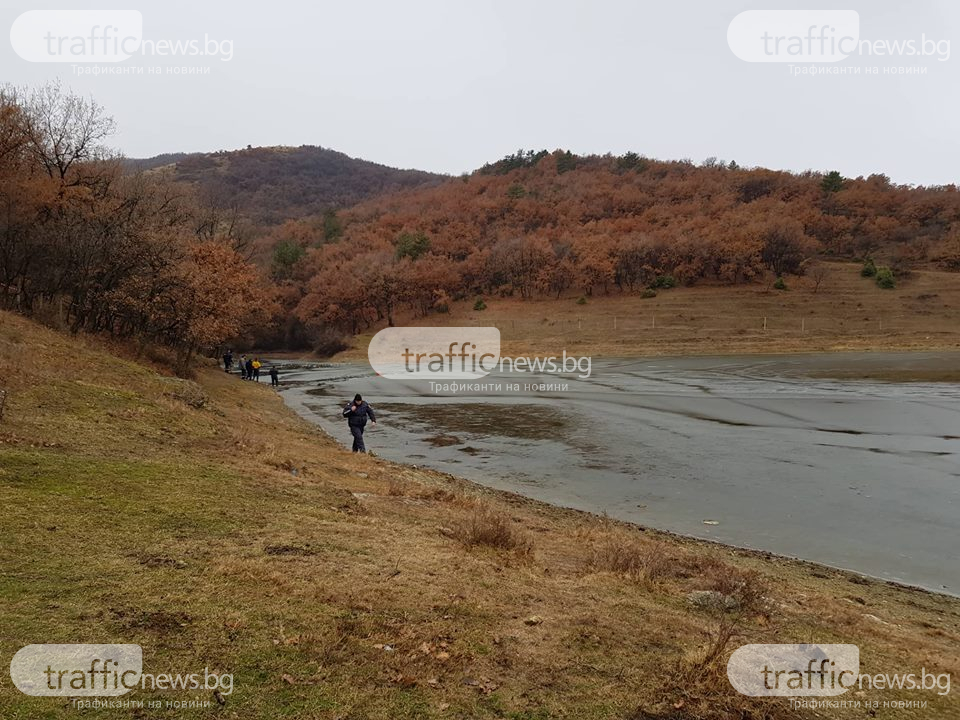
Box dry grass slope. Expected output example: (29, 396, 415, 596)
(1, 311, 959, 719)
(339, 262, 960, 361)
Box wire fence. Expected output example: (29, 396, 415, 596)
(464, 314, 957, 341)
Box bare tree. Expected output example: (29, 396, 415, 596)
(806, 260, 829, 293)
(18, 81, 116, 184)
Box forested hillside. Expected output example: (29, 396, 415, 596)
(130, 145, 446, 225)
(263, 150, 960, 341)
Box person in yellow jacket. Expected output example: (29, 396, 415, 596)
(252, 358, 262, 382)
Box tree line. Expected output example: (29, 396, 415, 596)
(0, 83, 275, 372)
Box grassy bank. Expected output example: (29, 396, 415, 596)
(336, 262, 960, 361)
(1, 311, 958, 719)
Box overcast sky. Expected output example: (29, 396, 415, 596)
(2, 0, 958, 185)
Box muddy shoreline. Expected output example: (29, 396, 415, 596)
(275, 351, 960, 596)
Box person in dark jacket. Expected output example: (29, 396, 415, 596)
(269, 366, 279, 387)
(342, 393, 376, 453)
(244, 357, 254, 381)
(223, 350, 233, 373)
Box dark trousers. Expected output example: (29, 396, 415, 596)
(350, 424, 366, 453)
(271, 376, 279, 387)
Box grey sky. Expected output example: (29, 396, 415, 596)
(2, 0, 958, 185)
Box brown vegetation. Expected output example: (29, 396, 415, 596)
(0, 82, 275, 371)
(268, 150, 960, 346)
(134, 145, 445, 226)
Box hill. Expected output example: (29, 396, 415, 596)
(126, 145, 447, 225)
(2, 311, 959, 718)
(273, 151, 960, 347)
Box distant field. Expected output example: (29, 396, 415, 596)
(342, 262, 960, 360)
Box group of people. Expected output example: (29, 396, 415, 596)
(222, 350, 280, 387)
(223, 350, 377, 453)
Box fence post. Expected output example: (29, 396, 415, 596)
(578, 317, 581, 331)
(614, 316, 617, 331)
(652, 315, 656, 329)
(763, 316, 767, 331)
(801, 317, 805, 333)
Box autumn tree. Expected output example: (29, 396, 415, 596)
(0, 82, 276, 373)
(758, 220, 815, 277)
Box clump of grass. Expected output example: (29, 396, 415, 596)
(386, 475, 407, 496)
(450, 501, 532, 554)
(588, 534, 673, 583)
(660, 568, 774, 719)
(693, 563, 768, 611)
(417, 486, 458, 502)
(385, 475, 458, 502)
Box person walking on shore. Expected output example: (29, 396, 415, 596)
(239, 355, 248, 379)
(269, 366, 279, 387)
(342, 393, 376, 453)
(223, 350, 233, 373)
(245, 357, 254, 381)
(252, 358, 262, 382)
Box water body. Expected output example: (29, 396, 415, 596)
(278, 353, 960, 594)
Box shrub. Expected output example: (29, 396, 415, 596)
(473, 298, 487, 311)
(875, 266, 895, 289)
(589, 535, 673, 582)
(451, 502, 532, 554)
(861, 258, 877, 277)
(651, 275, 676, 289)
(641, 289, 657, 299)
(576, 296, 587, 305)
(773, 276, 787, 290)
